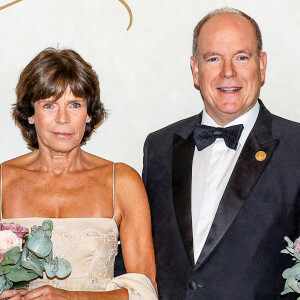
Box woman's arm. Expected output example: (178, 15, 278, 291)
(115, 163, 156, 288)
(21, 286, 128, 299)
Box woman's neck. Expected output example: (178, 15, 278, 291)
(31, 146, 87, 176)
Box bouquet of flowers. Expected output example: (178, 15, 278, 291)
(0, 220, 71, 294)
(281, 236, 300, 298)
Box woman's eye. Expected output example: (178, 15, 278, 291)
(71, 103, 81, 108)
(44, 104, 53, 109)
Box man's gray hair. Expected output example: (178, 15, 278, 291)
(192, 7, 263, 59)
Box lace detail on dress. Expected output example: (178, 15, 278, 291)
(100, 248, 118, 278)
(51, 278, 65, 289)
(52, 224, 118, 280)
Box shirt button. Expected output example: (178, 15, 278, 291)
(189, 281, 198, 290)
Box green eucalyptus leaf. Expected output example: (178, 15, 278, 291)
(0, 275, 5, 294)
(286, 276, 300, 293)
(27, 231, 52, 258)
(44, 262, 56, 278)
(281, 279, 294, 295)
(0, 266, 4, 276)
(39, 259, 45, 269)
(285, 236, 294, 248)
(2, 266, 11, 275)
(3, 247, 21, 264)
(21, 254, 43, 277)
(0, 275, 13, 293)
(44, 251, 53, 263)
(283, 263, 300, 279)
(10, 258, 21, 270)
(27, 271, 39, 281)
(56, 258, 72, 278)
(0, 265, 10, 276)
(44, 230, 52, 238)
(287, 247, 295, 254)
(20, 245, 29, 265)
(6, 268, 31, 282)
(1, 258, 16, 266)
(295, 252, 300, 261)
(281, 249, 291, 254)
(41, 220, 53, 231)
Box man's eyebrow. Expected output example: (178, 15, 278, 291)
(235, 49, 253, 56)
(202, 52, 220, 59)
(201, 49, 254, 60)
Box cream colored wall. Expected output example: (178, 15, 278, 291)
(0, 0, 299, 173)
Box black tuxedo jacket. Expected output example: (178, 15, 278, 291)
(143, 101, 300, 300)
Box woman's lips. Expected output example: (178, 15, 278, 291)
(53, 132, 72, 138)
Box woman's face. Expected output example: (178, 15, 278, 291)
(28, 87, 90, 153)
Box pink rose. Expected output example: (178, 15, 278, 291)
(0, 230, 22, 253)
(0, 223, 28, 238)
(295, 238, 300, 254)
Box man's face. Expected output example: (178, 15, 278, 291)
(191, 13, 267, 125)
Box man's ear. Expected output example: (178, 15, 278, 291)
(259, 52, 267, 85)
(190, 56, 199, 86)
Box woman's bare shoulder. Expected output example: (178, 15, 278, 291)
(2, 153, 38, 187)
(114, 162, 141, 181)
(113, 163, 144, 200)
(82, 152, 138, 176)
(82, 151, 112, 168)
(3, 152, 36, 170)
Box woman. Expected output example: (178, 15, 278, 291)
(0, 48, 157, 300)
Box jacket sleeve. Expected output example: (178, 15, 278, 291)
(142, 135, 150, 188)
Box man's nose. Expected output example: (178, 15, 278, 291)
(55, 107, 70, 124)
(220, 60, 236, 79)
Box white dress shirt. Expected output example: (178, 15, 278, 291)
(191, 102, 260, 263)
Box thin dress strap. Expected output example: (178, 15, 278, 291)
(0, 164, 3, 221)
(112, 162, 115, 219)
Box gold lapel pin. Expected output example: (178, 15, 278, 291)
(255, 151, 267, 161)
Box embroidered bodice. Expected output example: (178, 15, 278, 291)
(2, 217, 118, 292)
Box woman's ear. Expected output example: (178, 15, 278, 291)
(28, 116, 35, 124)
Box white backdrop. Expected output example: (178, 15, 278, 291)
(1, 0, 299, 173)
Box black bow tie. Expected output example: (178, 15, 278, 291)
(193, 124, 244, 151)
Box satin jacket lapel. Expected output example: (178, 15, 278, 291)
(172, 115, 201, 268)
(195, 101, 279, 269)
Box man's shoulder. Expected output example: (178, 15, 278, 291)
(147, 114, 200, 142)
(271, 113, 300, 137)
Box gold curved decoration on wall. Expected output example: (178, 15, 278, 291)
(0, 0, 23, 10)
(118, 0, 133, 30)
(0, 0, 133, 30)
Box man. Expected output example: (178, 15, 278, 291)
(143, 7, 300, 299)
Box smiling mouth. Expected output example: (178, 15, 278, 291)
(217, 87, 242, 92)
